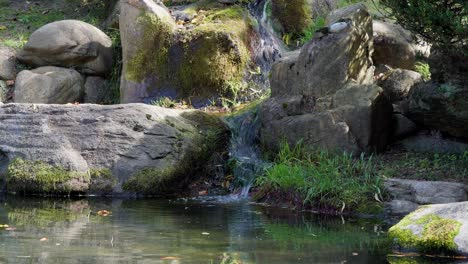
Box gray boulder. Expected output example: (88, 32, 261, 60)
(393, 113, 417, 138)
(378, 69, 422, 103)
(14, 66, 84, 104)
(408, 81, 468, 139)
(261, 4, 392, 153)
(389, 201, 468, 256)
(372, 20, 416, 70)
(84, 76, 108, 104)
(17, 20, 113, 76)
(385, 178, 468, 205)
(0, 47, 16, 80)
(0, 103, 227, 195)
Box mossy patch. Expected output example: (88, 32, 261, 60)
(271, 0, 312, 37)
(6, 158, 89, 194)
(89, 168, 117, 194)
(125, 4, 253, 101)
(122, 111, 229, 195)
(389, 211, 462, 253)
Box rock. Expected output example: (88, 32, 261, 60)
(0, 47, 16, 80)
(399, 132, 468, 154)
(393, 114, 417, 138)
(389, 201, 468, 255)
(0, 80, 8, 103)
(428, 50, 468, 87)
(17, 20, 113, 76)
(101, 0, 122, 29)
(0, 103, 227, 195)
(385, 178, 468, 205)
(310, 0, 337, 18)
(14, 66, 84, 104)
(407, 82, 468, 138)
(271, 0, 312, 36)
(261, 4, 392, 153)
(372, 20, 416, 70)
(84, 76, 108, 104)
(378, 69, 422, 103)
(387, 199, 419, 215)
(119, 0, 253, 104)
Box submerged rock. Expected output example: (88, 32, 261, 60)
(0, 103, 227, 195)
(119, 0, 254, 104)
(17, 20, 113, 76)
(14, 66, 84, 104)
(389, 201, 468, 256)
(260, 4, 392, 153)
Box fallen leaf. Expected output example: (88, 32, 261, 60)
(161, 256, 180, 260)
(0, 25, 6, 30)
(40, 237, 48, 242)
(198, 190, 208, 196)
(202, 232, 210, 235)
(352, 252, 358, 256)
(5, 227, 16, 231)
(97, 210, 111, 216)
(0, 224, 8, 228)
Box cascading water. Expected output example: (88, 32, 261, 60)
(247, 0, 286, 89)
(225, 106, 268, 197)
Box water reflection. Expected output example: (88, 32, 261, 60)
(0, 196, 394, 263)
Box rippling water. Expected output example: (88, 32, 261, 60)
(0, 196, 397, 263)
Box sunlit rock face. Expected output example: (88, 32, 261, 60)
(260, 3, 392, 154)
(0, 103, 227, 195)
(119, 0, 257, 105)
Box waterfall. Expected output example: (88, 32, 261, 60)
(225, 106, 268, 197)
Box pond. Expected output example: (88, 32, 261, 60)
(0, 195, 455, 264)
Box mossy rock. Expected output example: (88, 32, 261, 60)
(271, 0, 312, 37)
(388, 202, 468, 256)
(121, 0, 256, 104)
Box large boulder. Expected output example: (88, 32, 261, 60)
(0, 103, 227, 195)
(14, 66, 84, 104)
(377, 69, 422, 103)
(389, 202, 468, 256)
(0, 47, 16, 80)
(84, 76, 108, 104)
(17, 20, 113, 76)
(261, 4, 392, 153)
(372, 20, 416, 70)
(407, 82, 468, 138)
(120, 0, 253, 104)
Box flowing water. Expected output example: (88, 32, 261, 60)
(0, 196, 396, 264)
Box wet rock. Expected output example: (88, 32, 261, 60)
(0, 103, 227, 195)
(389, 202, 468, 256)
(387, 199, 419, 215)
(0, 47, 16, 81)
(372, 20, 416, 70)
(378, 69, 422, 103)
(14, 66, 84, 104)
(17, 20, 113, 76)
(261, 4, 392, 153)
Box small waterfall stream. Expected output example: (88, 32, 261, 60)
(225, 106, 268, 197)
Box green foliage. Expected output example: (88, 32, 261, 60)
(414, 61, 431, 81)
(256, 141, 384, 213)
(300, 16, 326, 45)
(151, 97, 177, 108)
(380, 0, 467, 53)
(103, 28, 122, 104)
(377, 151, 468, 183)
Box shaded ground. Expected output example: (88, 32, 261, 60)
(376, 145, 468, 184)
(0, 0, 111, 49)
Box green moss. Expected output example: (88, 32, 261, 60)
(271, 0, 312, 37)
(122, 111, 229, 195)
(89, 168, 117, 194)
(389, 212, 462, 253)
(6, 158, 89, 193)
(125, 12, 174, 83)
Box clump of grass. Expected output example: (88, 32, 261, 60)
(103, 27, 122, 104)
(414, 61, 431, 81)
(256, 141, 384, 213)
(299, 16, 326, 45)
(151, 97, 177, 108)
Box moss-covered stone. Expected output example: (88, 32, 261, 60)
(388, 210, 462, 253)
(123, 1, 254, 102)
(89, 168, 117, 194)
(122, 110, 229, 195)
(271, 0, 312, 37)
(6, 158, 90, 194)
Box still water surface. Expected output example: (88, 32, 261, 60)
(0, 196, 454, 264)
